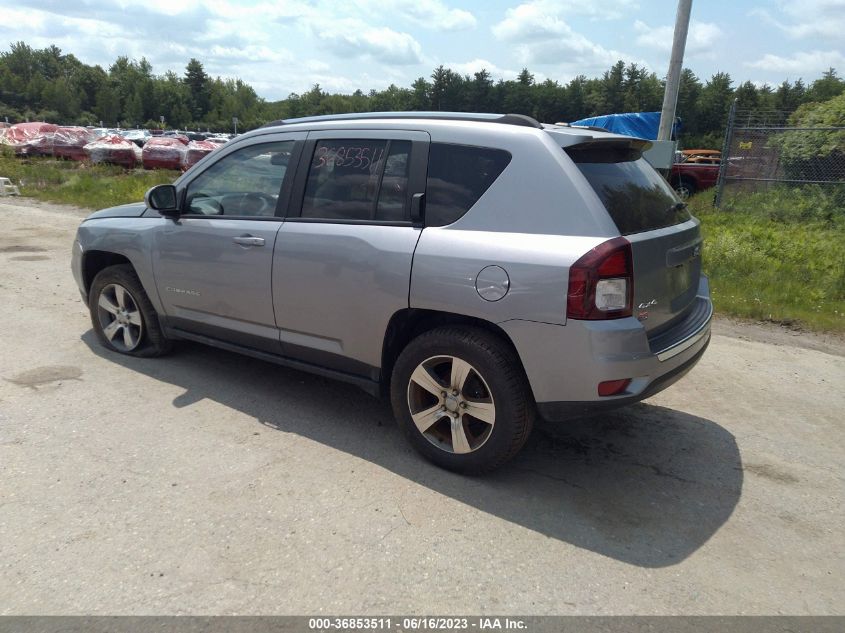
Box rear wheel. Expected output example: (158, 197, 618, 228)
(89, 264, 171, 357)
(391, 326, 534, 474)
(674, 177, 696, 200)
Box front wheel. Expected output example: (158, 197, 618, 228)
(89, 264, 171, 357)
(390, 326, 534, 474)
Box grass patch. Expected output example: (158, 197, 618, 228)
(689, 186, 845, 332)
(0, 148, 180, 209)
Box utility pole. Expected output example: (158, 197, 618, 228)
(657, 0, 692, 141)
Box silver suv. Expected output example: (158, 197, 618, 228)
(71, 112, 712, 473)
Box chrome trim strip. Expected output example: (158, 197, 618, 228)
(656, 302, 714, 362)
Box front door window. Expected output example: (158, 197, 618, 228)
(184, 141, 295, 217)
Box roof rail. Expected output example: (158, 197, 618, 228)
(261, 111, 543, 129)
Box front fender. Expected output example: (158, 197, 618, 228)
(75, 217, 165, 314)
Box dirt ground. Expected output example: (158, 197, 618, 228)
(0, 197, 843, 615)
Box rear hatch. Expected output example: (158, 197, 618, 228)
(566, 140, 702, 335)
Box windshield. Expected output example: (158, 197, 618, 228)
(567, 145, 690, 235)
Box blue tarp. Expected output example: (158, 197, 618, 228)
(570, 111, 671, 140)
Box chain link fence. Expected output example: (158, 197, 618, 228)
(714, 101, 845, 206)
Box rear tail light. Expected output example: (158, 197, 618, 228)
(567, 237, 633, 320)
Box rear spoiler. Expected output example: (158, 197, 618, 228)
(564, 137, 653, 163)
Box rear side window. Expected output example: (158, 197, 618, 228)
(567, 144, 690, 235)
(426, 143, 511, 227)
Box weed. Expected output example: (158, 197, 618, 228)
(0, 150, 180, 209)
(689, 186, 845, 332)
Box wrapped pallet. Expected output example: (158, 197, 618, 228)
(183, 139, 217, 169)
(53, 127, 96, 161)
(83, 134, 138, 168)
(143, 137, 187, 170)
(1, 122, 59, 156)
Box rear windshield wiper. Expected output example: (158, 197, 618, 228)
(668, 201, 688, 213)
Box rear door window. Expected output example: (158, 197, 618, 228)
(567, 144, 690, 235)
(301, 139, 411, 222)
(426, 143, 511, 227)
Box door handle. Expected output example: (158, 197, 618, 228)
(233, 235, 265, 247)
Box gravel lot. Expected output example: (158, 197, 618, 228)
(1, 197, 843, 615)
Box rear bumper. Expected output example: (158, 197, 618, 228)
(536, 337, 709, 419)
(500, 276, 712, 421)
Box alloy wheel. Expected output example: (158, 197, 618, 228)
(96, 283, 143, 352)
(406, 355, 496, 454)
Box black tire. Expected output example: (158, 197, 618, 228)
(390, 326, 534, 474)
(674, 177, 696, 200)
(88, 264, 171, 357)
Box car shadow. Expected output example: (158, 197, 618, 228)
(82, 333, 742, 568)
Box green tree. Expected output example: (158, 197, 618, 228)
(467, 69, 494, 112)
(123, 89, 144, 126)
(410, 77, 431, 110)
(94, 83, 120, 125)
(675, 69, 702, 133)
(430, 65, 452, 110)
(806, 68, 845, 102)
(184, 58, 210, 121)
(73, 64, 108, 114)
(42, 76, 80, 120)
(562, 75, 588, 121)
(369, 84, 411, 111)
(697, 72, 734, 133)
(597, 60, 626, 113)
(533, 79, 565, 122)
(3, 41, 845, 136)
(773, 80, 804, 113)
(734, 80, 759, 111)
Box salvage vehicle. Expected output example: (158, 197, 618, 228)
(72, 112, 712, 473)
(670, 149, 721, 198)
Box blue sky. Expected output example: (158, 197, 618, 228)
(4, 0, 845, 100)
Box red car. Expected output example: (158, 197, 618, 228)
(670, 149, 720, 199)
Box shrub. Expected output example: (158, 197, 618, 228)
(770, 93, 845, 181)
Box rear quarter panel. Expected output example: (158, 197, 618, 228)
(410, 229, 605, 325)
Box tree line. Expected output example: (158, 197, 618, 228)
(2, 41, 844, 148)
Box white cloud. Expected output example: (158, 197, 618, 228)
(492, 1, 628, 72)
(751, 0, 845, 42)
(745, 49, 845, 75)
(633, 20, 724, 56)
(206, 45, 292, 64)
(498, 0, 639, 21)
(0, 0, 431, 98)
(312, 19, 424, 66)
(353, 0, 476, 31)
(443, 58, 519, 80)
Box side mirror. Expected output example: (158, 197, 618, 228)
(145, 184, 180, 218)
(410, 192, 425, 224)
